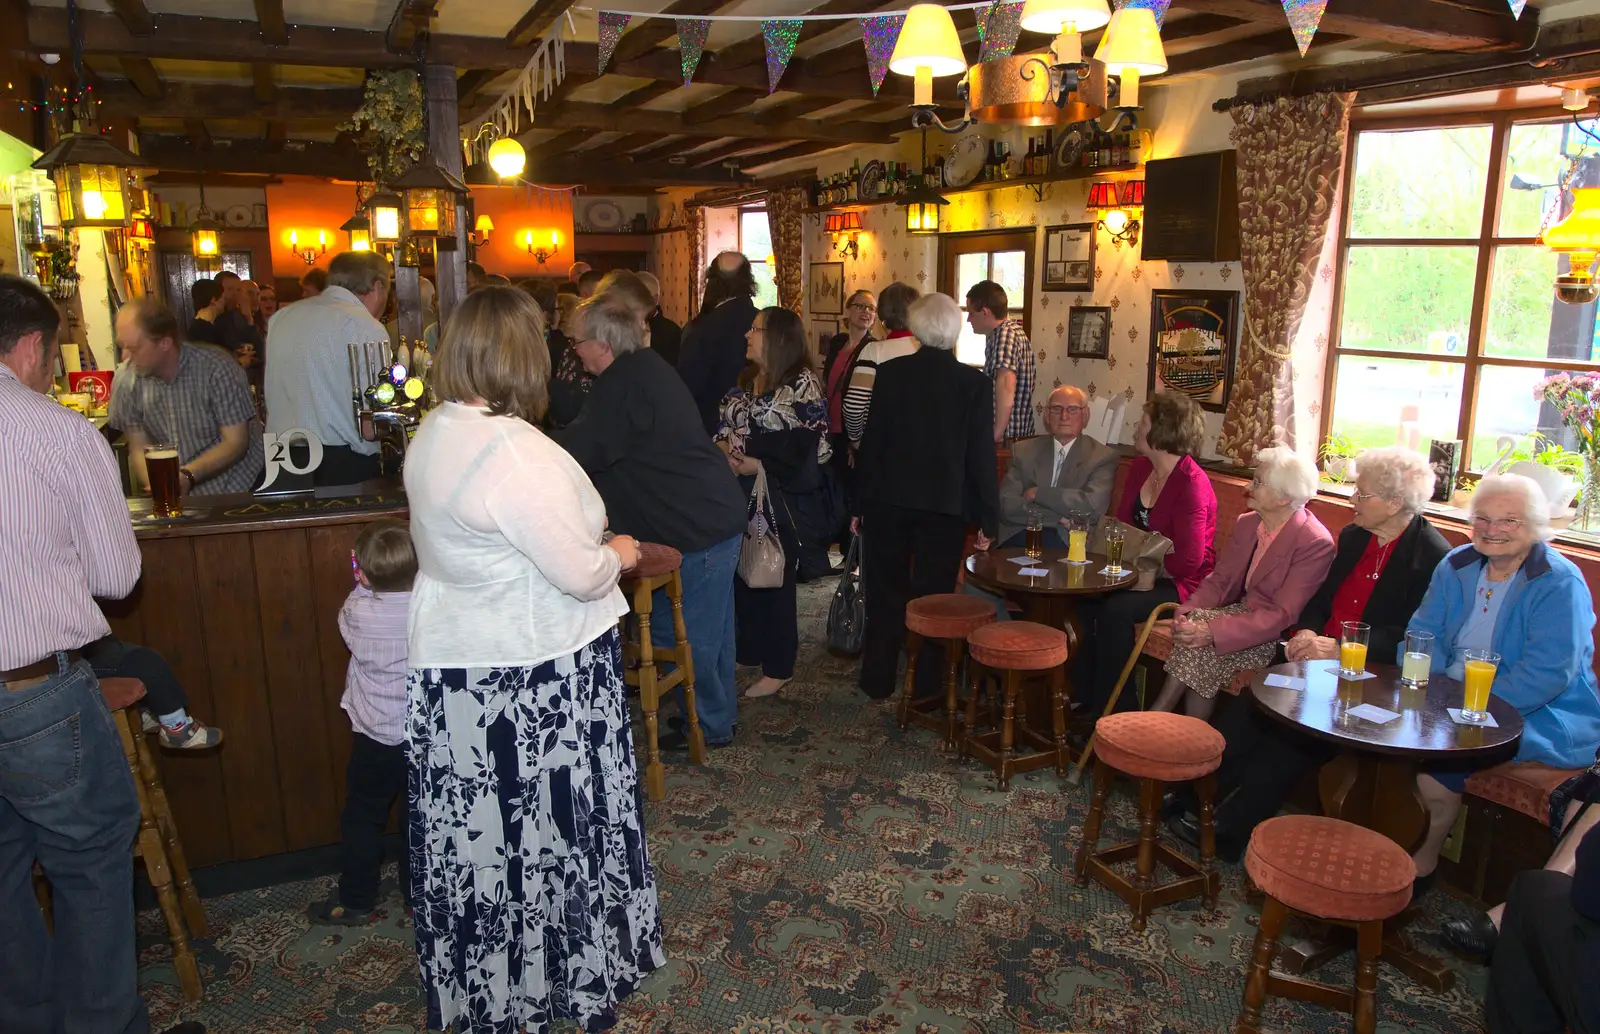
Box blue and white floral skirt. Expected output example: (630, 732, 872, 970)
(406, 628, 664, 1034)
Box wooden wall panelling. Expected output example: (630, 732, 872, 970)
(192, 533, 287, 859)
(307, 522, 370, 817)
(251, 528, 341, 850)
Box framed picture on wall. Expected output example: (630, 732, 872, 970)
(1067, 306, 1112, 359)
(1042, 223, 1095, 292)
(809, 261, 845, 315)
(1146, 289, 1240, 413)
(813, 319, 840, 354)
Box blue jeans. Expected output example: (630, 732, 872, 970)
(652, 535, 740, 743)
(0, 659, 145, 1034)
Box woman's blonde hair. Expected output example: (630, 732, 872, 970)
(432, 284, 549, 422)
(555, 292, 580, 335)
(1143, 391, 1206, 457)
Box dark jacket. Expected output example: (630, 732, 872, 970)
(854, 346, 999, 538)
(677, 296, 758, 435)
(187, 315, 222, 346)
(556, 347, 746, 554)
(1289, 514, 1450, 663)
(650, 311, 683, 369)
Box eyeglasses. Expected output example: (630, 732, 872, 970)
(1046, 405, 1086, 417)
(1473, 516, 1525, 533)
(848, 303, 876, 313)
(1351, 490, 1380, 503)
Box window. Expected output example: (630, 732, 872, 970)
(939, 230, 1035, 366)
(739, 206, 779, 308)
(1325, 113, 1600, 473)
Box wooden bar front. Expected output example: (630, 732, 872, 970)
(101, 486, 407, 868)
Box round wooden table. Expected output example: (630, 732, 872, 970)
(964, 547, 1136, 654)
(1250, 659, 1524, 991)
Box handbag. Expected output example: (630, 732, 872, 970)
(827, 535, 866, 655)
(1090, 515, 1174, 592)
(737, 464, 787, 589)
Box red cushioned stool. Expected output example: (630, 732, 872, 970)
(960, 621, 1070, 789)
(1074, 711, 1224, 931)
(619, 543, 706, 801)
(1236, 815, 1415, 1034)
(897, 594, 996, 748)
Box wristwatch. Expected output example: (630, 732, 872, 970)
(179, 468, 196, 492)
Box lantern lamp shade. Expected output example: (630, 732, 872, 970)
(890, 4, 969, 78)
(1086, 181, 1121, 209)
(1121, 179, 1146, 207)
(825, 213, 841, 233)
(341, 212, 372, 251)
(839, 210, 864, 232)
(366, 190, 404, 245)
(1094, 8, 1168, 76)
(392, 158, 469, 239)
(898, 180, 948, 235)
(191, 217, 222, 261)
(32, 133, 142, 229)
(1019, 0, 1111, 35)
(487, 137, 527, 179)
(1543, 187, 1600, 267)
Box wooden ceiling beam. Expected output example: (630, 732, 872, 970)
(455, 69, 501, 111)
(98, 81, 363, 120)
(1164, 31, 1353, 76)
(254, 0, 287, 45)
(108, 0, 154, 36)
(251, 62, 277, 104)
(534, 130, 590, 154)
(265, 120, 287, 152)
(119, 57, 165, 99)
(743, 140, 838, 167)
(1170, 0, 1527, 51)
(536, 102, 896, 143)
(612, 0, 728, 66)
(388, 0, 439, 53)
(713, 0, 866, 70)
(689, 139, 787, 168)
(681, 87, 765, 125)
(184, 119, 212, 149)
(506, 0, 578, 47)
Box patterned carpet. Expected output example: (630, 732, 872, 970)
(138, 580, 1492, 1034)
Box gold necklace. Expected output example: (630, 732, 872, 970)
(1368, 538, 1397, 580)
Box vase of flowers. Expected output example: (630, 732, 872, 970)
(1534, 373, 1600, 529)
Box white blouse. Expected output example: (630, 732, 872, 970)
(403, 402, 627, 669)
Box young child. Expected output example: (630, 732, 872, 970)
(310, 518, 415, 926)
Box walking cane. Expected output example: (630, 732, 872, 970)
(1068, 601, 1179, 786)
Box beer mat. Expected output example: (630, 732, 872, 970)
(1017, 567, 1050, 576)
(1057, 557, 1093, 565)
(1006, 556, 1037, 565)
(1317, 662, 1376, 680)
(1262, 673, 1305, 690)
(1447, 708, 1499, 728)
(1345, 703, 1401, 724)
(133, 511, 199, 523)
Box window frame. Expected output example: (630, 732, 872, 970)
(737, 204, 780, 309)
(1322, 105, 1599, 473)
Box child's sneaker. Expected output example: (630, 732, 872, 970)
(158, 719, 223, 750)
(308, 896, 378, 926)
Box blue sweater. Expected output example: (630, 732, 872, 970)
(1406, 541, 1600, 768)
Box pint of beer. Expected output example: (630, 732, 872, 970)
(146, 445, 183, 518)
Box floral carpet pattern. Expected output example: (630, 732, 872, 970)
(139, 581, 1491, 1034)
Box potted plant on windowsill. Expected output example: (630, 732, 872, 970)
(1485, 433, 1584, 522)
(1319, 432, 1359, 484)
(1533, 373, 1600, 529)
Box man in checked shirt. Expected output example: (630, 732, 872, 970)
(966, 279, 1037, 446)
(0, 275, 204, 1034)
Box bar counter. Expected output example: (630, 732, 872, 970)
(101, 482, 407, 868)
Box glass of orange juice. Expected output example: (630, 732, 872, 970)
(1064, 512, 1090, 565)
(1461, 649, 1499, 723)
(1338, 621, 1370, 678)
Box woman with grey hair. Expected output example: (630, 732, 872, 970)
(853, 293, 998, 699)
(1168, 446, 1453, 860)
(1154, 446, 1335, 719)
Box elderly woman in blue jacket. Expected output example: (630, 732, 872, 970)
(1406, 473, 1600, 886)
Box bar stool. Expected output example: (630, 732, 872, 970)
(105, 677, 208, 1001)
(1074, 711, 1223, 931)
(896, 594, 996, 748)
(1236, 815, 1415, 1034)
(960, 621, 1070, 790)
(620, 542, 706, 801)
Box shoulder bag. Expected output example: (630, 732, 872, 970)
(827, 535, 866, 655)
(737, 464, 787, 589)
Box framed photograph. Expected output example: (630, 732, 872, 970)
(251, 203, 268, 228)
(1067, 306, 1112, 359)
(813, 319, 840, 355)
(808, 261, 845, 315)
(1042, 223, 1095, 292)
(1146, 290, 1240, 412)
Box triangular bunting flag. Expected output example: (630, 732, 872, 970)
(763, 19, 803, 93)
(1115, 0, 1171, 30)
(1281, 0, 1329, 56)
(1508, 0, 1527, 15)
(597, 12, 630, 75)
(978, 1, 1026, 63)
(676, 18, 712, 85)
(860, 14, 905, 98)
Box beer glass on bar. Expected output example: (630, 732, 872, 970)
(146, 444, 183, 518)
(1100, 522, 1126, 577)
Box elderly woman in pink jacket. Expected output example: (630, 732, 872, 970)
(1154, 446, 1336, 720)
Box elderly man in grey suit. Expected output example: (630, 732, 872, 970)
(998, 384, 1119, 547)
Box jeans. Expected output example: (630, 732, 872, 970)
(0, 659, 146, 1034)
(652, 534, 740, 743)
(338, 732, 409, 912)
(82, 635, 188, 718)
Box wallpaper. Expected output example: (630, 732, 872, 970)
(648, 188, 697, 326)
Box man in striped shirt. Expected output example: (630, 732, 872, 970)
(0, 275, 205, 1033)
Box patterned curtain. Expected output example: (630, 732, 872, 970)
(686, 203, 706, 320)
(766, 186, 807, 312)
(1217, 92, 1356, 463)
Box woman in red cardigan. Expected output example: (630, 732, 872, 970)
(1075, 392, 1219, 715)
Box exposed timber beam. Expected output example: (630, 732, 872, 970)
(1171, 0, 1528, 52)
(254, 0, 287, 44)
(713, 0, 865, 69)
(98, 81, 363, 120)
(119, 57, 165, 99)
(108, 0, 154, 36)
(1164, 31, 1353, 76)
(251, 62, 276, 103)
(612, 0, 727, 65)
(388, 1, 439, 53)
(265, 120, 287, 151)
(507, 0, 578, 47)
(536, 101, 898, 144)
(681, 87, 764, 125)
(184, 119, 212, 149)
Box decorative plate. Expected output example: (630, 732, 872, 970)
(585, 200, 625, 231)
(223, 204, 252, 228)
(1054, 124, 1088, 172)
(858, 159, 885, 201)
(943, 134, 987, 189)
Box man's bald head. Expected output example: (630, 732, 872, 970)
(1045, 384, 1091, 443)
(701, 251, 756, 308)
(714, 251, 744, 274)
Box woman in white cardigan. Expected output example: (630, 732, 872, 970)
(403, 285, 662, 1034)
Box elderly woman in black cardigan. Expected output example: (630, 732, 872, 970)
(1167, 447, 1451, 859)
